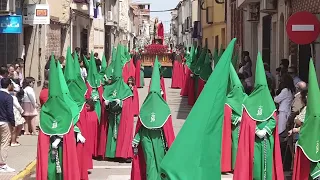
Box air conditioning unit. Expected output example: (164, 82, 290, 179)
(107, 11, 113, 21)
(0, 0, 15, 13)
(247, 3, 259, 23)
(260, 0, 277, 14)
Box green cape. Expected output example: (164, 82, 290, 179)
(199, 51, 213, 81)
(297, 59, 320, 162)
(139, 56, 171, 128)
(226, 64, 247, 115)
(103, 45, 133, 101)
(87, 52, 102, 88)
(193, 48, 207, 75)
(213, 49, 219, 66)
(160, 38, 237, 180)
(243, 53, 276, 121)
(39, 55, 73, 135)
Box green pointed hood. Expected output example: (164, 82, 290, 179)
(243, 53, 276, 121)
(83, 55, 90, 69)
(64, 48, 87, 109)
(106, 48, 117, 79)
(297, 59, 320, 162)
(139, 56, 171, 128)
(213, 48, 219, 66)
(57, 61, 80, 126)
(100, 54, 107, 75)
(103, 45, 133, 101)
(226, 64, 247, 116)
(186, 46, 194, 68)
(193, 48, 207, 75)
(87, 52, 101, 88)
(39, 55, 73, 135)
(160, 39, 237, 180)
(64, 47, 75, 82)
(199, 51, 213, 81)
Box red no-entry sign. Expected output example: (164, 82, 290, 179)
(286, 11, 320, 45)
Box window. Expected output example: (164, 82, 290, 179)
(215, 35, 219, 50)
(205, 38, 208, 47)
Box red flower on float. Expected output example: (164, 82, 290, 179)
(144, 44, 168, 55)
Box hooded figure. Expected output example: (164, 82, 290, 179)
(221, 64, 247, 172)
(99, 54, 107, 79)
(180, 46, 194, 97)
(159, 39, 236, 180)
(187, 47, 201, 105)
(106, 47, 117, 80)
(193, 47, 207, 100)
(131, 57, 175, 180)
(233, 53, 284, 180)
(85, 53, 104, 120)
(64, 48, 92, 179)
(293, 60, 320, 180)
(171, 49, 183, 89)
(134, 48, 145, 88)
(148, 56, 167, 100)
(36, 55, 80, 180)
(102, 45, 134, 160)
(198, 50, 212, 96)
(122, 51, 140, 117)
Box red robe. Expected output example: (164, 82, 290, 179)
(133, 85, 140, 116)
(233, 111, 284, 180)
(85, 84, 106, 157)
(85, 109, 99, 157)
(39, 88, 49, 106)
(171, 60, 183, 89)
(187, 77, 195, 106)
(36, 127, 80, 180)
(197, 78, 205, 98)
(292, 147, 312, 180)
(180, 66, 191, 97)
(115, 96, 135, 158)
(221, 105, 232, 172)
(135, 59, 143, 88)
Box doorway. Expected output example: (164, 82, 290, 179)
(80, 29, 88, 56)
(262, 15, 272, 65)
(298, 45, 312, 82)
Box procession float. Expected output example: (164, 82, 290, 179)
(137, 18, 173, 77)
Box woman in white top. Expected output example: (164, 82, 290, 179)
(9, 80, 25, 146)
(274, 74, 295, 134)
(21, 77, 38, 135)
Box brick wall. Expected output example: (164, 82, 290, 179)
(46, 24, 62, 60)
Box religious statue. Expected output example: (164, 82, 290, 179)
(153, 18, 164, 44)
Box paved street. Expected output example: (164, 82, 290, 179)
(25, 78, 233, 180)
(0, 135, 37, 180)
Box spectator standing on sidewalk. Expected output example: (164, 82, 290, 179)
(0, 67, 8, 88)
(0, 78, 15, 172)
(21, 77, 38, 135)
(9, 79, 25, 147)
(39, 80, 49, 106)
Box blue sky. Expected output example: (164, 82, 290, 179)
(132, 0, 180, 32)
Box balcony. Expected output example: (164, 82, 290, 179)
(71, 0, 89, 14)
(237, 0, 260, 8)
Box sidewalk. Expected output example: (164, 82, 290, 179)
(0, 135, 37, 180)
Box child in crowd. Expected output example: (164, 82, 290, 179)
(10, 79, 25, 147)
(39, 80, 49, 106)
